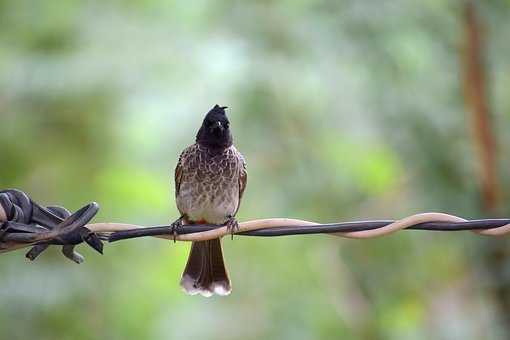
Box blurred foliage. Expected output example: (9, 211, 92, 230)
(1, 0, 510, 339)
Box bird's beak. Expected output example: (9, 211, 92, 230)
(211, 121, 224, 132)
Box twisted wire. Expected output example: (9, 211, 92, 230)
(1, 189, 509, 264)
(101, 213, 510, 243)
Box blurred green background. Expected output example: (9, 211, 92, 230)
(1, 1, 510, 339)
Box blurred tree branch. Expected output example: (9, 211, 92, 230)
(461, 1, 500, 212)
(461, 1, 510, 334)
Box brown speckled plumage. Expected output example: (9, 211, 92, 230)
(175, 144, 247, 225)
(173, 105, 247, 297)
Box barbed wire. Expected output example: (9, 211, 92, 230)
(0, 189, 102, 263)
(1, 189, 509, 263)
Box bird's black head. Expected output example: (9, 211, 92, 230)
(196, 104, 233, 150)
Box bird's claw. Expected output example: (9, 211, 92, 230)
(225, 216, 239, 240)
(171, 216, 184, 243)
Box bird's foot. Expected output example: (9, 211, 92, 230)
(225, 216, 239, 240)
(170, 216, 184, 243)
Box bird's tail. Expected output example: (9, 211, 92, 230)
(180, 239, 231, 297)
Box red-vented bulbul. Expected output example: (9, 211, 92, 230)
(173, 105, 247, 297)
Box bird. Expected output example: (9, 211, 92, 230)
(172, 104, 247, 297)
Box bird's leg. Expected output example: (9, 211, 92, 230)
(171, 215, 185, 243)
(225, 215, 239, 240)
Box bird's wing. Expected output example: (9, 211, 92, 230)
(174, 150, 185, 197)
(174, 148, 189, 218)
(235, 154, 247, 216)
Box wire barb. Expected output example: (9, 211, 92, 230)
(0, 189, 103, 262)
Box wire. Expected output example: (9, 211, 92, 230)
(97, 213, 510, 243)
(2, 188, 510, 264)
